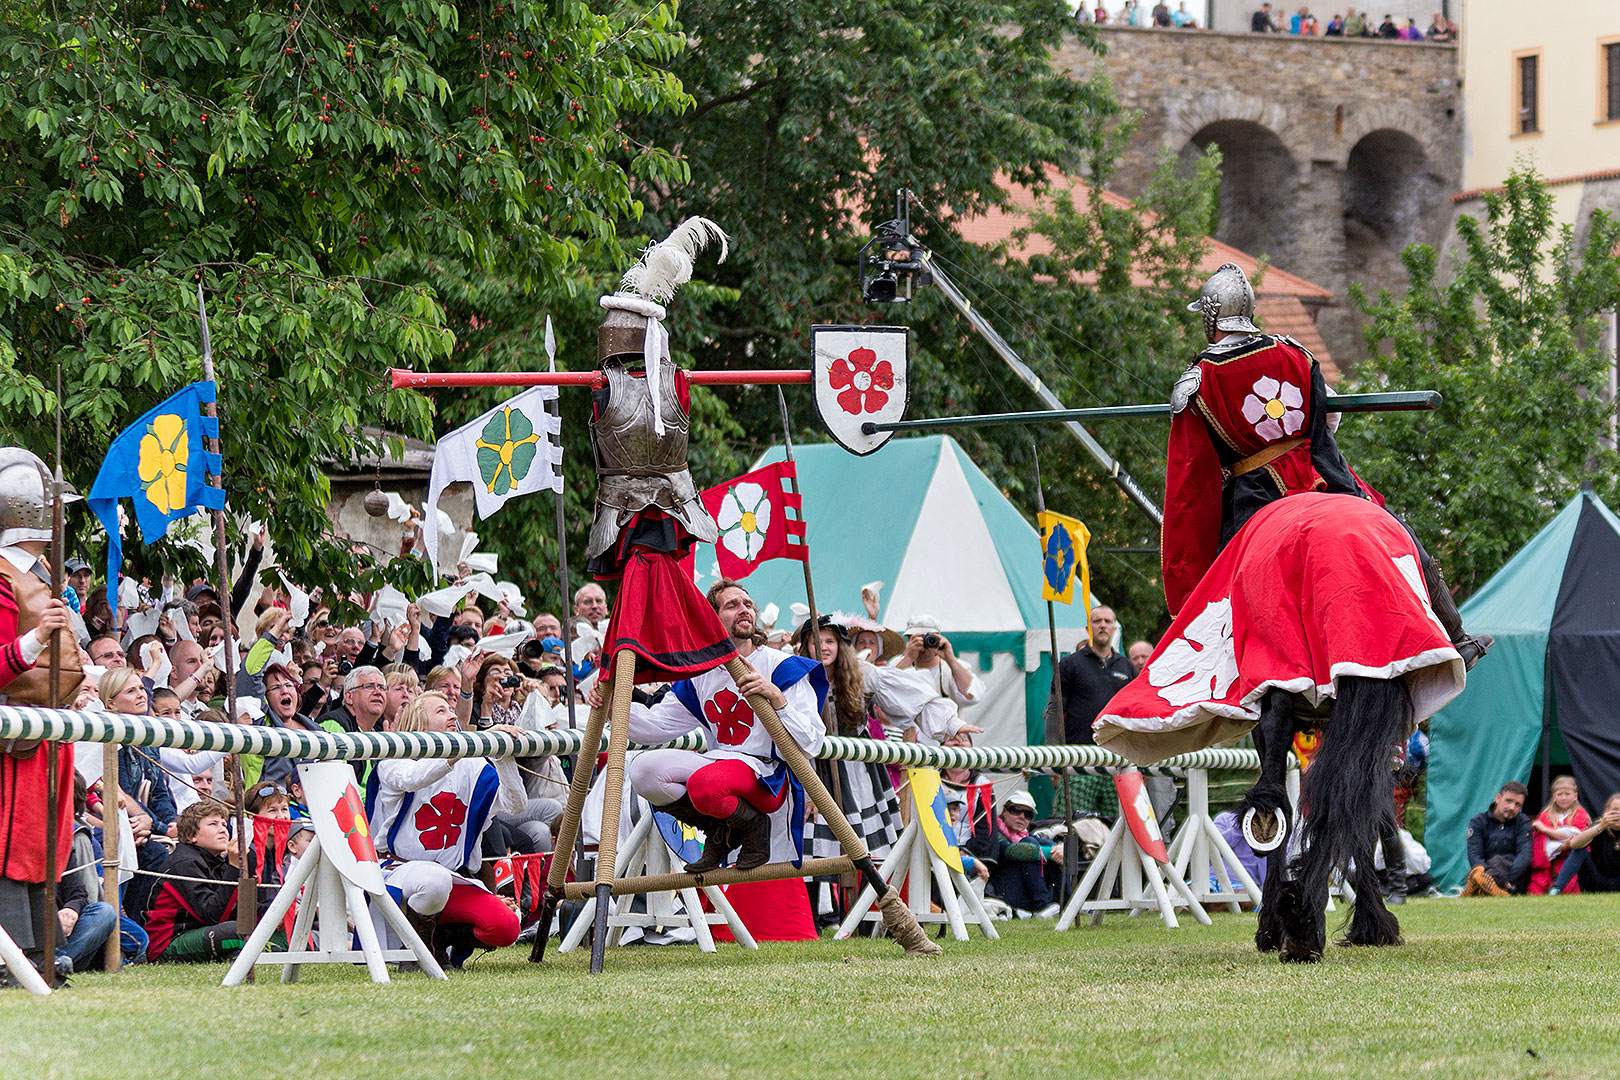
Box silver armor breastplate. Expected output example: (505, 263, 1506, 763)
(586, 362, 719, 559)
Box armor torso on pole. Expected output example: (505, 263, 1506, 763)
(586, 360, 718, 559)
(0, 559, 81, 706)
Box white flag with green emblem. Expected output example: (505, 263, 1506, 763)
(424, 386, 562, 576)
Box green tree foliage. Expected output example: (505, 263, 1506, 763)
(614, 1, 1217, 632)
(0, 0, 686, 603)
(1341, 167, 1620, 597)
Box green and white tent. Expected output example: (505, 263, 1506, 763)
(691, 435, 1097, 753)
(1426, 490, 1620, 889)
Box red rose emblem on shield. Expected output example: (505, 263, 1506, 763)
(703, 688, 755, 745)
(331, 783, 379, 863)
(413, 790, 468, 850)
(828, 347, 894, 415)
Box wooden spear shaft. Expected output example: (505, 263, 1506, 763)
(196, 284, 254, 977)
(1032, 444, 1076, 901)
(41, 379, 65, 985)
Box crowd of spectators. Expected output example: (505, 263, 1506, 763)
(1078, 0, 1203, 28)
(1463, 778, 1620, 897)
(1250, 4, 1455, 40)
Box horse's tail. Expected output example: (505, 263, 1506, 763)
(1292, 674, 1412, 901)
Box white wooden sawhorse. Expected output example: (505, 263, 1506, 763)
(558, 803, 757, 954)
(834, 816, 999, 942)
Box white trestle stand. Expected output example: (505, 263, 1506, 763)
(558, 799, 756, 954)
(1056, 769, 1212, 931)
(0, 921, 51, 996)
(1165, 767, 1265, 911)
(835, 769, 999, 943)
(223, 762, 445, 985)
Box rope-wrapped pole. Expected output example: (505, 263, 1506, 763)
(100, 741, 121, 972)
(589, 652, 636, 974)
(722, 657, 941, 956)
(530, 693, 611, 963)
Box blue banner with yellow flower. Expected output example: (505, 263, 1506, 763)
(87, 381, 226, 612)
(1038, 509, 1090, 623)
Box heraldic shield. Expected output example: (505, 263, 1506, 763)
(812, 325, 910, 456)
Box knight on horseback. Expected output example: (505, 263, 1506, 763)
(1092, 264, 1477, 962)
(1163, 262, 1491, 668)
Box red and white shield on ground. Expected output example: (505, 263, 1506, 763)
(812, 325, 909, 456)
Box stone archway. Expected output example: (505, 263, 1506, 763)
(1180, 120, 1301, 269)
(1341, 128, 1445, 293)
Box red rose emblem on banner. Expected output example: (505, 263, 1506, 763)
(331, 783, 379, 863)
(703, 688, 755, 745)
(413, 790, 468, 850)
(828, 347, 894, 415)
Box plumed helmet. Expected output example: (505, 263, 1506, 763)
(1187, 262, 1260, 340)
(0, 447, 78, 547)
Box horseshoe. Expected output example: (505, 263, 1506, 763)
(1242, 807, 1287, 853)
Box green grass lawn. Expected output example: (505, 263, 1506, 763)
(4, 895, 1618, 1080)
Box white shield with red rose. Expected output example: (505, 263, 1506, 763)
(298, 761, 386, 894)
(812, 325, 910, 456)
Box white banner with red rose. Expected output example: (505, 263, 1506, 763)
(811, 324, 909, 456)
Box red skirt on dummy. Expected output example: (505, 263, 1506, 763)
(710, 879, 817, 942)
(595, 517, 736, 685)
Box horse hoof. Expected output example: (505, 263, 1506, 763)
(1279, 942, 1323, 964)
(1242, 807, 1287, 852)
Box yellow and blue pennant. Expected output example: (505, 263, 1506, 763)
(1037, 509, 1091, 623)
(86, 381, 225, 612)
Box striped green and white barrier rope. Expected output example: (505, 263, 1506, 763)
(0, 706, 1260, 774)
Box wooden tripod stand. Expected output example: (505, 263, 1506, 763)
(530, 649, 941, 972)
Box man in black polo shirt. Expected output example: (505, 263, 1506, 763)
(1048, 606, 1135, 815)
(1462, 781, 1532, 895)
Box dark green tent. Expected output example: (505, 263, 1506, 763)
(1426, 490, 1620, 889)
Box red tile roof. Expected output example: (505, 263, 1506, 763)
(954, 169, 1339, 376)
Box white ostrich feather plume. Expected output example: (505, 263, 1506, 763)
(619, 217, 729, 303)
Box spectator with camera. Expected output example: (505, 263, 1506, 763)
(891, 615, 985, 735)
(471, 654, 524, 730)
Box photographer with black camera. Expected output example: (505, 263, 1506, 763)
(472, 654, 525, 731)
(891, 615, 986, 741)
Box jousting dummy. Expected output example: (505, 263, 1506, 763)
(584, 220, 827, 877)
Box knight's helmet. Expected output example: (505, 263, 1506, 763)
(0, 447, 78, 548)
(585, 219, 730, 565)
(1187, 262, 1260, 342)
(597, 217, 729, 437)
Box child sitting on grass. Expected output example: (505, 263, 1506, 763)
(144, 801, 251, 963)
(1529, 775, 1590, 895)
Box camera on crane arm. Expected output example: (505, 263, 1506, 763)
(860, 189, 933, 304)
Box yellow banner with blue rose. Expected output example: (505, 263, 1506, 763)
(1038, 510, 1090, 622)
(86, 381, 225, 614)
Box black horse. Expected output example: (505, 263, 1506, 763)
(1236, 675, 1410, 962)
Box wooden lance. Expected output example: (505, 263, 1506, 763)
(196, 284, 255, 975)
